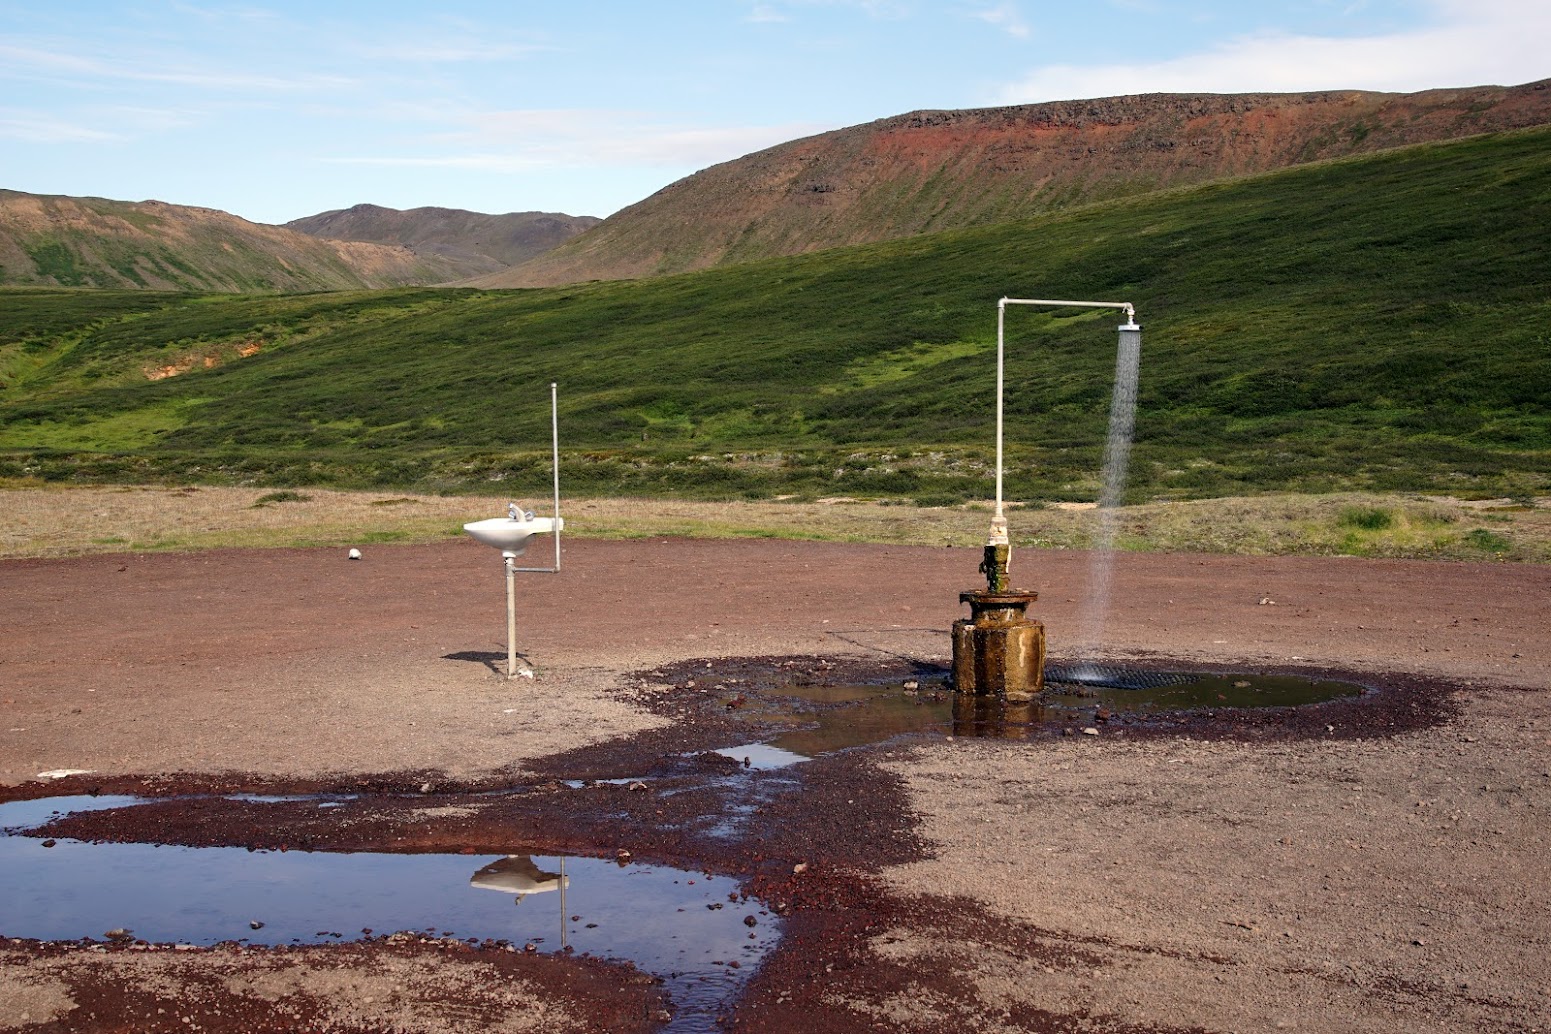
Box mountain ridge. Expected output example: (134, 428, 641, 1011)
(0, 193, 597, 292)
(478, 78, 1551, 288)
(283, 204, 599, 277)
(0, 191, 467, 292)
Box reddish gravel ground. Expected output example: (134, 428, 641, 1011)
(2, 537, 1548, 1032)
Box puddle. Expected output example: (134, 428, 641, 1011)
(0, 798, 778, 1032)
(728, 670, 1367, 755)
(1043, 669, 1365, 714)
(0, 672, 1368, 1027)
(710, 743, 809, 770)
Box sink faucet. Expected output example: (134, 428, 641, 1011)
(508, 501, 534, 521)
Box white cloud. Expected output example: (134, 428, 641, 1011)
(0, 39, 351, 92)
(348, 39, 549, 63)
(993, 0, 1551, 102)
(326, 110, 832, 171)
(0, 111, 120, 142)
(747, 4, 790, 23)
(750, 0, 915, 20)
(972, 2, 1031, 39)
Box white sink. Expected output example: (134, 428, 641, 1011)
(462, 515, 563, 554)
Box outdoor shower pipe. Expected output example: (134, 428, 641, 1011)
(992, 298, 1140, 556)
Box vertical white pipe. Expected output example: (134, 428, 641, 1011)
(992, 297, 1137, 550)
(549, 382, 561, 572)
(993, 299, 1006, 543)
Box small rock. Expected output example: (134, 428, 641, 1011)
(420, 782, 433, 794)
(903, 681, 919, 690)
(1082, 727, 1099, 736)
(347, 548, 362, 560)
(743, 915, 758, 927)
(249, 920, 264, 930)
(628, 781, 647, 792)
(793, 862, 809, 874)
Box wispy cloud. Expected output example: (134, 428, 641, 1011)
(0, 39, 351, 92)
(747, 4, 790, 23)
(748, 0, 916, 20)
(0, 110, 120, 142)
(348, 38, 550, 63)
(993, 0, 1551, 102)
(971, 2, 1031, 39)
(325, 109, 830, 171)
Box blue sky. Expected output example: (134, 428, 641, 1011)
(1, 1, 1545, 224)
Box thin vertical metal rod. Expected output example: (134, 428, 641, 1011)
(549, 382, 561, 572)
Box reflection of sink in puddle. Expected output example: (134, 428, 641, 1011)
(470, 855, 568, 897)
(0, 796, 777, 1029)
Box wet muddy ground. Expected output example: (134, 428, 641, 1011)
(3, 539, 1549, 1032)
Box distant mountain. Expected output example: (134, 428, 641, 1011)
(0, 194, 599, 293)
(477, 79, 1551, 288)
(0, 191, 472, 292)
(283, 204, 599, 278)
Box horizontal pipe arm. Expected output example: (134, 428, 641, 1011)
(1000, 297, 1136, 323)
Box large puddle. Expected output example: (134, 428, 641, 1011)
(733, 669, 1367, 757)
(0, 795, 778, 1032)
(1, 668, 1368, 1028)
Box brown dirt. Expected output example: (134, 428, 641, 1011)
(2, 538, 1548, 1032)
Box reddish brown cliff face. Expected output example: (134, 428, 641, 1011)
(483, 79, 1551, 288)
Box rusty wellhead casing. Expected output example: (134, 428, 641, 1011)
(952, 544, 1046, 700)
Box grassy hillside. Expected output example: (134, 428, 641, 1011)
(1, 127, 1547, 504)
(485, 80, 1551, 287)
(0, 192, 470, 291)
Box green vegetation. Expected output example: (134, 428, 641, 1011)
(5, 485, 1545, 562)
(1, 128, 1548, 503)
(252, 490, 312, 506)
(1339, 506, 1395, 531)
(1463, 527, 1513, 553)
